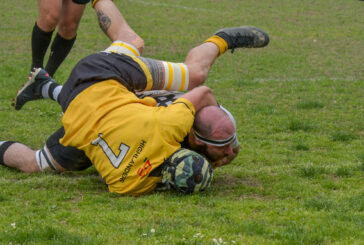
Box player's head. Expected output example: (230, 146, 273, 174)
(161, 148, 213, 194)
(190, 106, 237, 162)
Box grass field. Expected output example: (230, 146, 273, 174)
(1, 0, 363, 244)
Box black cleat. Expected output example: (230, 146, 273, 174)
(214, 26, 270, 52)
(13, 68, 52, 110)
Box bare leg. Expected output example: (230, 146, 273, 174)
(128, 41, 220, 91)
(57, 0, 86, 39)
(3, 143, 41, 173)
(31, 0, 62, 69)
(185, 26, 270, 89)
(184, 42, 220, 89)
(37, 0, 62, 32)
(93, 0, 144, 54)
(43, 0, 86, 76)
(2, 143, 65, 173)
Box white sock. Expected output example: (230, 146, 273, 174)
(41, 81, 62, 101)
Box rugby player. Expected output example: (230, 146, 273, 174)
(2, 26, 269, 195)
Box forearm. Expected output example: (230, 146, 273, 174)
(180, 86, 218, 113)
(93, 0, 144, 53)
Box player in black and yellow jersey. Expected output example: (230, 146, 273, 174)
(3, 26, 269, 195)
(3, 83, 219, 195)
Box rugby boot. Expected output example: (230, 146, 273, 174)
(214, 26, 270, 52)
(13, 68, 52, 110)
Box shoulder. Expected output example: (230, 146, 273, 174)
(136, 90, 183, 107)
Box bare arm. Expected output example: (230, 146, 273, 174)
(93, 0, 144, 53)
(179, 86, 218, 113)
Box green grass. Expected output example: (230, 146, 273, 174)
(1, 0, 363, 244)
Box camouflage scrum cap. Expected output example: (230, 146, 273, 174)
(161, 148, 213, 194)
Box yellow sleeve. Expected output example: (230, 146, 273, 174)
(155, 98, 195, 144)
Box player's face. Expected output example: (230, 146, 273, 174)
(204, 143, 234, 162)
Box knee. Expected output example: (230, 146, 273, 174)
(111, 31, 145, 55)
(38, 11, 60, 31)
(134, 37, 145, 54)
(188, 67, 208, 89)
(58, 20, 79, 39)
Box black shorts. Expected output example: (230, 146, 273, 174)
(46, 127, 92, 171)
(58, 52, 148, 112)
(72, 0, 91, 4)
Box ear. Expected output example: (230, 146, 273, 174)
(194, 138, 204, 146)
(190, 129, 204, 146)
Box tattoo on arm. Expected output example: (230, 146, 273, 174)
(97, 10, 111, 34)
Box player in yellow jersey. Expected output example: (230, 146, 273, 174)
(14, 24, 269, 164)
(3, 84, 219, 195)
(4, 25, 269, 195)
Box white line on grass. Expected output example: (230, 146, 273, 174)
(250, 77, 360, 83)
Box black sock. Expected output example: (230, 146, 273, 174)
(45, 33, 76, 77)
(31, 22, 54, 69)
(0, 141, 16, 166)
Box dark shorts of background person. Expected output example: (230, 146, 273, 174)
(46, 127, 92, 171)
(72, 0, 91, 4)
(58, 52, 149, 112)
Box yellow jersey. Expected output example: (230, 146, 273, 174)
(60, 80, 195, 196)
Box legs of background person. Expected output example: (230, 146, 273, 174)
(45, 0, 86, 76)
(93, 0, 144, 54)
(31, 0, 63, 69)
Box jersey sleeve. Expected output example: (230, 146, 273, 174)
(154, 98, 195, 144)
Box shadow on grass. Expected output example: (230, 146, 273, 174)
(299, 164, 327, 178)
(331, 131, 356, 142)
(303, 195, 335, 211)
(287, 119, 316, 132)
(294, 142, 310, 151)
(211, 174, 268, 199)
(296, 100, 324, 110)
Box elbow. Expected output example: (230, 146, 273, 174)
(198, 86, 212, 96)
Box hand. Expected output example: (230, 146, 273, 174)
(210, 144, 239, 169)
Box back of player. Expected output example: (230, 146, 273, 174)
(60, 80, 195, 195)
